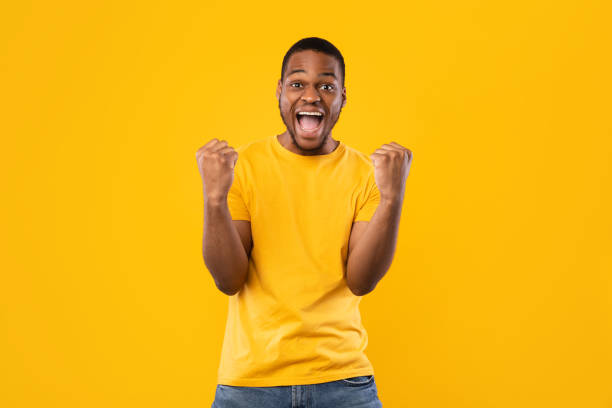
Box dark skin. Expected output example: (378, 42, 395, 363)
(275, 49, 346, 155)
(224, 49, 412, 295)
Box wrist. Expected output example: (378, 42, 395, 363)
(379, 196, 403, 208)
(204, 194, 228, 207)
(380, 193, 402, 203)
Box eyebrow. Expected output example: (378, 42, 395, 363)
(287, 69, 337, 79)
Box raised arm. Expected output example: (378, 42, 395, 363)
(196, 138, 251, 296)
(346, 142, 413, 295)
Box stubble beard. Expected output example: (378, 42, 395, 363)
(278, 98, 341, 153)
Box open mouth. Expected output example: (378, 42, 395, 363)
(295, 111, 324, 133)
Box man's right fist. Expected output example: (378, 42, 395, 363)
(196, 139, 239, 201)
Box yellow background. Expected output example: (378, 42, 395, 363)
(2, 1, 611, 407)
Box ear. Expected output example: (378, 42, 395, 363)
(276, 79, 282, 101)
(341, 87, 347, 108)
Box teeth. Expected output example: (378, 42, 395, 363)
(297, 111, 323, 116)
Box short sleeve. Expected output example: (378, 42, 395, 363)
(226, 158, 251, 221)
(353, 170, 381, 222)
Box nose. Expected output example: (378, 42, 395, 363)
(301, 84, 321, 103)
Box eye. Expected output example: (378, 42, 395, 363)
(290, 82, 302, 88)
(321, 84, 334, 91)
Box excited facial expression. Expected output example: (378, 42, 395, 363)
(276, 50, 346, 152)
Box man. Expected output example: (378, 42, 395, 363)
(196, 37, 412, 408)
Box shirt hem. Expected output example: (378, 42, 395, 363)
(217, 368, 375, 387)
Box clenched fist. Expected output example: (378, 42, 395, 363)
(196, 138, 239, 202)
(370, 142, 413, 202)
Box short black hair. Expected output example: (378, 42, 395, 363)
(280, 37, 345, 87)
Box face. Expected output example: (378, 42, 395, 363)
(276, 50, 346, 152)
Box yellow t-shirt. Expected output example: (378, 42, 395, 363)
(217, 134, 381, 387)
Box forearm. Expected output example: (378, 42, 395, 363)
(202, 196, 248, 295)
(346, 198, 403, 295)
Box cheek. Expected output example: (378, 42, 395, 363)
(279, 96, 293, 111)
(279, 100, 295, 123)
(329, 98, 343, 114)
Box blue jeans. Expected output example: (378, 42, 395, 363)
(211, 375, 382, 407)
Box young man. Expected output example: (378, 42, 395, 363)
(196, 37, 412, 408)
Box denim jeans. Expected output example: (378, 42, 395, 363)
(211, 375, 382, 408)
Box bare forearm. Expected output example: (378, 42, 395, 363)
(346, 198, 403, 295)
(202, 196, 248, 295)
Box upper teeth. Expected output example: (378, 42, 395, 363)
(297, 112, 323, 116)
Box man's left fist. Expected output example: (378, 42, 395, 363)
(370, 142, 413, 202)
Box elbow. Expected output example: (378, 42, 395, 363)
(347, 278, 375, 297)
(212, 267, 247, 296)
(349, 285, 374, 297)
(203, 255, 248, 296)
(346, 265, 376, 296)
(215, 279, 244, 296)
(349, 286, 364, 296)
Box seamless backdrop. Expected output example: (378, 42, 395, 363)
(1, 1, 611, 407)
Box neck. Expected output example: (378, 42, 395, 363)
(277, 131, 339, 156)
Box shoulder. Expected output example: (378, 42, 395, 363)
(342, 143, 375, 175)
(231, 137, 270, 182)
(233, 136, 270, 159)
(231, 137, 269, 171)
(234, 137, 265, 154)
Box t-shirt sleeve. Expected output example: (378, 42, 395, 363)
(226, 155, 251, 221)
(353, 169, 381, 222)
